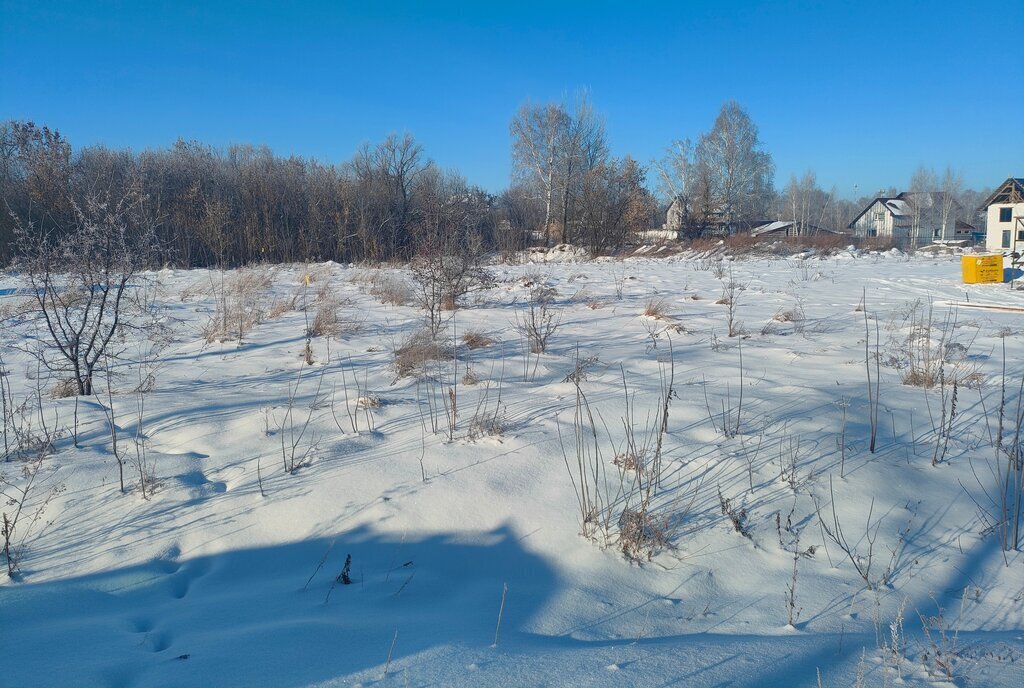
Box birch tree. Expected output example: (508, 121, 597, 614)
(510, 102, 568, 246)
(908, 166, 937, 246)
(939, 167, 964, 241)
(695, 102, 774, 231)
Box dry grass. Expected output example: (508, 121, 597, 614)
(370, 273, 414, 306)
(462, 330, 495, 349)
(202, 268, 272, 343)
(308, 297, 342, 337)
(393, 329, 452, 378)
(49, 378, 78, 399)
(773, 307, 803, 323)
(0, 297, 36, 322)
(267, 287, 302, 319)
(643, 298, 670, 320)
(618, 508, 675, 561)
(356, 394, 382, 409)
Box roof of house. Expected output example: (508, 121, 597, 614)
(847, 197, 906, 228)
(885, 199, 911, 216)
(751, 220, 837, 236)
(751, 221, 791, 236)
(977, 177, 1024, 210)
(896, 191, 963, 212)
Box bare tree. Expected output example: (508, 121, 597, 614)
(579, 156, 653, 255)
(939, 167, 964, 241)
(14, 185, 154, 396)
(695, 101, 774, 232)
(510, 102, 568, 246)
(557, 93, 608, 244)
(907, 166, 938, 247)
(654, 139, 694, 212)
(779, 171, 833, 232)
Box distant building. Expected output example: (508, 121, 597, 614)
(848, 192, 968, 244)
(750, 220, 838, 238)
(977, 177, 1024, 254)
(663, 197, 685, 232)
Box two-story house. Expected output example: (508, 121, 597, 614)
(848, 192, 967, 245)
(979, 177, 1024, 254)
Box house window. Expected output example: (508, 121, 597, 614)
(1018, 230, 1024, 242)
(868, 229, 877, 237)
(1000, 207, 1013, 222)
(933, 229, 941, 238)
(1002, 230, 1011, 248)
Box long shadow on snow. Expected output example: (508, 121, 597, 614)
(3, 524, 556, 688)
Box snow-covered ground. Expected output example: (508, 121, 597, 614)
(3, 246, 1024, 687)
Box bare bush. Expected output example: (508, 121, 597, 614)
(717, 487, 751, 538)
(275, 363, 326, 474)
(393, 329, 452, 379)
(368, 273, 414, 306)
(308, 297, 343, 338)
(643, 298, 670, 320)
(971, 337, 1024, 552)
(514, 285, 562, 355)
(917, 594, 964, 681)
(462, 330, 495, 349)
(14, 188, 155, 396)
(467, 379, 507, 441)
(0, 377, 64, 578)
(410, 236, 493, 335)
(203, 268, 271, 344)
(815, 476, 913, 591)
(716, 267, 747, 337)
(559, 345, 679, 561)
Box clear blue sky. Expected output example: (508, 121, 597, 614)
(1, 0, 1020, 199)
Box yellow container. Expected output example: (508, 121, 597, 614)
(962, 255, 1004, 284)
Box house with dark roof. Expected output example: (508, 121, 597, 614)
(978, 177, 1024, 254)
(848, 192, 968, 245)
(848, 197, 913, 241)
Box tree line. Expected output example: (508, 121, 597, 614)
(0, 100, 992, 267)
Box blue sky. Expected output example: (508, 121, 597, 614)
(1, 0, 1020, 199)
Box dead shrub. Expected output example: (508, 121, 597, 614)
(613, 451, 642, 472)
(267, 292, 299, 319)
(356, 394, 382, 409)
(514, 286, 562, 354)
(643, 298, 670, 320)
(784, 233, 848, 253)
(308, 298, 342, 338)
(370, 273, 414, 306)
(461, 330, 495, 349)
(49, 378, 78, 399)
(392, 329, 452, 378)
(618, 508, 674, 561)
(203, 269, 271, 343)
(467, 409, 506, 440)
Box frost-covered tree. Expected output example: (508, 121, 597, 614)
(695, 102, 775, 231)
(15, 185, 155, 396)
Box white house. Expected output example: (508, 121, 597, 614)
(979, 177, 1024, 254)
(848, 192, 968, 245)
(847, 197, 912, 241)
